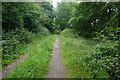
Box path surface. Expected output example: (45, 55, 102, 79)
(48, 35, 66, 78)
(1, 52, 29, 79)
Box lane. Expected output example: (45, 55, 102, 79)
(48, 35, 66, 78)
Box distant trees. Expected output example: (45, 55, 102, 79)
(37, 2, 55, 32)
(55, 2, 74, 30)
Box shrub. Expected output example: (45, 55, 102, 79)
(17, 28, 34, 44)
(2, 28, 35, 66)
(85, 40, 120, 78)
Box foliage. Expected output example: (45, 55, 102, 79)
(2, 2, 54, 33)
(2, 2, 54, 66)
(60, 29, 107, 78)
(2, 26, 51, 66)
(68, 2, 120, 37)
(5, 35, 57, 78)
(68, 2, 106, 37)
(90, 3, 120, 78)
(2, 1, 120, 78)
(65, 2, 120, 78)
(37, 2, 55, 32)
(55, 2, 75, 30)
(86, 42, 120, 78)
(87, 11, 120, 78)
(2, 2, 24, 32)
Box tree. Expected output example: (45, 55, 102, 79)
(55, 2, 74, 30)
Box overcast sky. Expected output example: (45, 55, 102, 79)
(52, 0, 61, 9)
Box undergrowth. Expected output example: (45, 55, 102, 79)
(60, 29, 109, 78)
(2, 27, 50, 67)
(5, 34, 57, 78)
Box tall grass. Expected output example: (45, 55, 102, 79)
(60, 29, 108, 78)
(5, 34, 57, 78)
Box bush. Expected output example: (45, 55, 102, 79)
(85, 41, 120, 78)
(16, 28, 34, 44)
(84, 5, 120, 78)
(2, 34, 19, 66)
(2, 2, 53, 67)
(2, 28, 35, 66)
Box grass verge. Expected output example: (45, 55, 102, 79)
(60, 29, 108, 78)
(4, 34, 57, 78)
(2, 27, 50, 67)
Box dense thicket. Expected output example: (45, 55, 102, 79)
(2, 2, 54, 66)
(56, 2, 120, 78)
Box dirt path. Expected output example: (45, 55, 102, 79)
(0, 36, 50, 79)
(1, 52, 29, 79)
(47, 35, 66, 78)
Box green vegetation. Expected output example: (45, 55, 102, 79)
(56, 2, 120, 78)
(2, 1, 120, 79)
(5, 35, 57, 78)
(60, 29, 110, 78)
(55, 2, 74, 31)
(2, 28, 50, 67)
(2, 2, 53, 66)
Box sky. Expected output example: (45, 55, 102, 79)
(52, 0, 61, 9)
